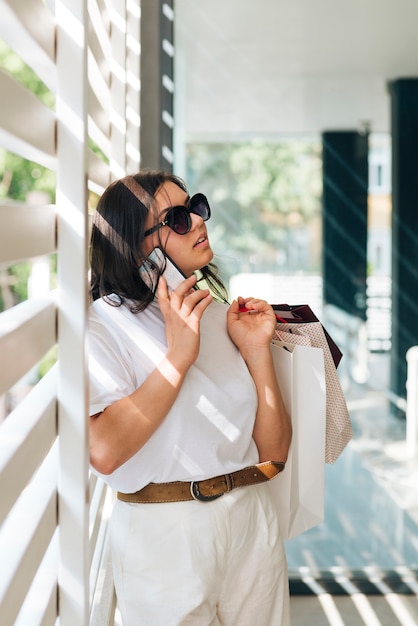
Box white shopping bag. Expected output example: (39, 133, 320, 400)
(268, 341, 326, 540)
(274, 319, 352, 463)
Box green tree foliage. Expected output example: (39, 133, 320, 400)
(186, 140, 322, 280)
(0, 39, 54, 107)
(0, 150, 55, 202)
(0, 39, 55, 202)
(0, 39, 55, 312)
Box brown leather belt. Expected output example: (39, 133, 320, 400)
(117, 461, 285, 504)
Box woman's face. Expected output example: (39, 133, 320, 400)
(143, 181, 214, 277)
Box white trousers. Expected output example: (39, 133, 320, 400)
(110, 482, 290, 626)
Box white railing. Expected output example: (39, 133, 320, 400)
(406, 346, 418, 458)
(0, 0, 140, 623)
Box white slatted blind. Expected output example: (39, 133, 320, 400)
(0, 0, 141, 623)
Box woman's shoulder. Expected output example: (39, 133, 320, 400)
(199, 299, 229, 337)
(206, 298, 229, 317)
(89, 294, 121, 322)
(89, 295, 162, 328)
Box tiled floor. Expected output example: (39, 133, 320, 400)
(290, 593, 418, 626)
(287, 353, 418, 624)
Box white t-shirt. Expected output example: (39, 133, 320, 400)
(88, 297, 260, 493)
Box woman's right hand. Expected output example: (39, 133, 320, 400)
(157, 274, 213, 371)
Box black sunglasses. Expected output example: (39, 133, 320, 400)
(144, 193, 211, 237)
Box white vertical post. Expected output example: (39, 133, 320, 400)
(126, 0, 141, 172)
(406, 346, 418, 458)
(56, 0, 90, 623)
(109, 0, 128, 179)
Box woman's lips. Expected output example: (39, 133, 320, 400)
(194, 234, 208, 247)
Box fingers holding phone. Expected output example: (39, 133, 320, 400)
(158, 275, 212, 369)
(139, 247, 195, 292)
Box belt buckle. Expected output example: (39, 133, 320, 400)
(190, 480, 224, 502)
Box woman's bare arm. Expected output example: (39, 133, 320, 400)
(227, 298, 292, 463)
(89, 276, 212, 474)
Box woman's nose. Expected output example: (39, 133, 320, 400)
(190, 211, 204, 228)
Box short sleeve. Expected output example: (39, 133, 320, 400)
(88, 315, 136, 417)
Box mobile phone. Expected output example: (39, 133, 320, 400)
(139, 247, 188, 291)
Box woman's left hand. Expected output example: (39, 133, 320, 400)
(227, 297, 276, 358)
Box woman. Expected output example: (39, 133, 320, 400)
(88, 171, 292, 625)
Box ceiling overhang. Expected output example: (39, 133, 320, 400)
(175, 0, 418, 139)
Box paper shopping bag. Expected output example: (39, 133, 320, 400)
(272, 303, 342, 367)
(272, 304, 352, 464)
(268, 341, 326, 540)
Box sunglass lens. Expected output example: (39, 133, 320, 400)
(163, 195, 210, 235)
(190, 194, 211, 221)
(166, 206, 191, 235)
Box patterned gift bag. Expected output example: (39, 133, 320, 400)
(272, 306, 352, 464)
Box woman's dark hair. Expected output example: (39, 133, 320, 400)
(90, 170, 228, 312)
